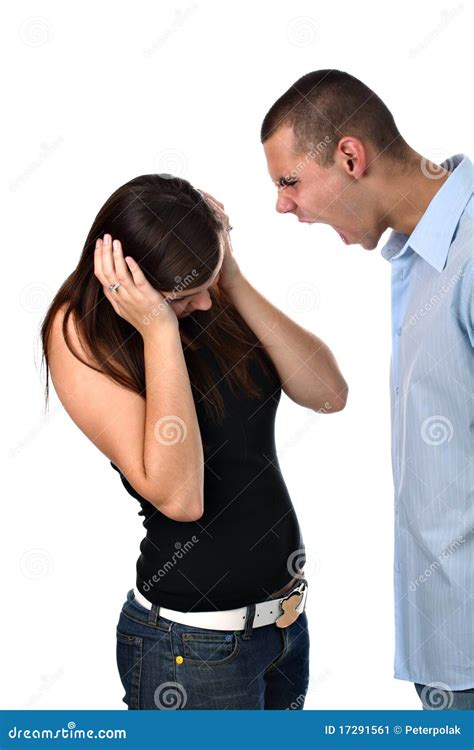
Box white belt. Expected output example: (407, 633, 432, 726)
(132, 580, 308, 631)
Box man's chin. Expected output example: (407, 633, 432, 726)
(336, 228, 371, 248)
(356, 231, 380, 250)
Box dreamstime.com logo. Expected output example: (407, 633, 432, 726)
(420, 154, 455, 179)
(277, 137, 332, 190)
(409, 535, 465, 591)
(285, 693, 306, 709)
(7, 720, 126, 740)
(142, 270, 198, 326)
(142, 536, 200, 592)
(420, 416, 454, 446)
(286, 282, 320, 313)
(286, 16, 320, 47)
(408, 266, 464, 326)
(420, 682, 455, 710)
(408, 4, 464, 59)
(287, 547, 320, 578)
(143, 4, 198, 59)
(10, 136, 64, 192)
(154, 681, 188, 709)
(154, 415, 188, 445)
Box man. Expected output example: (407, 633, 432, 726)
(260, 69, 473, 710)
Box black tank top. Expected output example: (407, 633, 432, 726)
(110, 341, 305, 612)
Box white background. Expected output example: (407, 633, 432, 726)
(2, 0, 472, 710)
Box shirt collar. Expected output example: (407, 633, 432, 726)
(380, 153, 473, 272)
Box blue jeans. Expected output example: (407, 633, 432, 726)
(116, 588, 310, 710)
(415, 682, 474, 710)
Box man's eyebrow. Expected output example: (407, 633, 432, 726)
(275, 175, 298, 187)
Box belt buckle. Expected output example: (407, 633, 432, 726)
(274, 580, 307, 629)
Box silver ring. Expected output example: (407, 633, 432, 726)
(108, 283, 121, 293)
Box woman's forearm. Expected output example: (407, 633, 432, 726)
(142, 322, 204, 521)
(224, 272, 348, 412)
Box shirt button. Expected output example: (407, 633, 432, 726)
(175, 655, 184, 664)
(399, 270, 404, 280)
(225, 634, 233, 641)
(396, 327, 402, 336)
(395, 386, 400, 396)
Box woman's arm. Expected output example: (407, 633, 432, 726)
(199, 190, 348, 413)
(141, 322, 204, 520)
(47, 237, 204, 522)
(223, 272, 348, 413)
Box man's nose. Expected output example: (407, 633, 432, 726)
(276, 193, 297, 214)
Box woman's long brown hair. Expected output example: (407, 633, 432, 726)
(40, 174, 279, 423)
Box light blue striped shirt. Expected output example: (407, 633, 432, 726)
(380, 153, 473, 690)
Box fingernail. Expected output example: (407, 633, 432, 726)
(104, 233, 110, 244)
(113, 240, 119, 252)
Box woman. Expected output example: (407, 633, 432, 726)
(40, 174, 348, 710)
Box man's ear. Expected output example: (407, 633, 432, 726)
(337, 137, 367, 179)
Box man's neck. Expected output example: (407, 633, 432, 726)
(382, 154, 452, 236)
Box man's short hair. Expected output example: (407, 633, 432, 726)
(260, 69, 410, 167)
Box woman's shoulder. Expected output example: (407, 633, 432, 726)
(49, 303, 130, 380)
(49, 303, 94, 367)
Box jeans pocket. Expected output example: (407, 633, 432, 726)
(116, 631, 143, 709)
(180, 630, 240, 666)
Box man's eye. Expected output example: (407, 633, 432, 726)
(278, 179, 298, 190)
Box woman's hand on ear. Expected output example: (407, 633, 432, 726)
(94, 234, 178, 337)
(197, 189, 244, 293)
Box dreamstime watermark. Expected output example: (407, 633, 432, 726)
(285, 667, 331, 708)
(287, 547, 320, 578)
(420, 682, 455, 710)
(9, 723, 126, 740)
(420, 151, 456, 180)
(421, 415, 454, 446)
(19, 16, 54, 47)
(24, 668, 64, 708)
(286, 693, 306, 709)
(143, 4, 198, 59)
(142, 270, 198, 326)
(287, 16, 320, 47)
(286, 282, 320, 313)
(19, 281, 53, 313)
(142, 536, 199, 592)
(154, 415, 188, 445)
(279, 411, 324, 456)
(317, 401, 337, 415)
(278, 137, 332, 190)
(409, 535, 465, 591)
(408, 4, 464, 59)
(408, 267, 464, 325)
(10, 136, 64, 192)
(19, 548, 54, 580)
(153, 150, 188, 178)
(154, 681, 188, 709)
